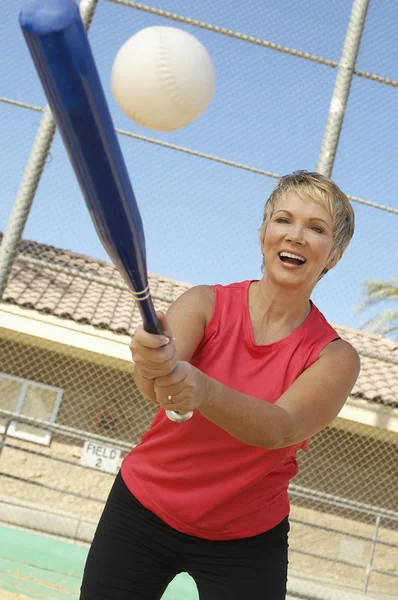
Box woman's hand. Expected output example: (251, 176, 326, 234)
(154, 362, 210, 415)
(129, 312, 177, 381)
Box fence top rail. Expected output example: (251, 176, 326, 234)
(108, 0, 398, 88)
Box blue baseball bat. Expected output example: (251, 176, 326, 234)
(19, 0, 193, 422)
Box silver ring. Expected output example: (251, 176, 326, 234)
(167, 395, 173, 405)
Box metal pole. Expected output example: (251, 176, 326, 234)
(363, 514, 381, 593)
(316, 0, 369, 177)
(0, 0, 99, 301)
(0, 416, 12, 461)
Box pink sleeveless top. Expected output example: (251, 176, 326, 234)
(121, 280, 339, 540)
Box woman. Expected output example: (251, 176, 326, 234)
(80, 171, 360, 600)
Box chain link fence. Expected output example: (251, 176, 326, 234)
(1, 0, 398, 598)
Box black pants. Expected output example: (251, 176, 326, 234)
(80, 472, 289, 600)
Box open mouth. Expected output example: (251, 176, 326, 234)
(278, 251, 306, 266)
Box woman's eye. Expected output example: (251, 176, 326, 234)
(276, 217, 289, 223)
(311, 225, 324, 234)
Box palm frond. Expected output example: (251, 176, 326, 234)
(357, 278, 398, 312)
(361, 310, 398, 336)
(358, 278, 398, 339)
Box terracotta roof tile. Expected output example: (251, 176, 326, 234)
(1, 235, 397, 408)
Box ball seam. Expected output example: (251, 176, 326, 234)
(155, 27, 199, 117)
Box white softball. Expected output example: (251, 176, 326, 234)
(111, 26, 215, 132)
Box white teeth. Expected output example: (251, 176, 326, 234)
(279, 252, 306, 262)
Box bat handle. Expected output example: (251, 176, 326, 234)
(141, 307, 194, 422)
(143, 323, 164, 335)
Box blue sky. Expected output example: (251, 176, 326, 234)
(1, 0, 397, 332)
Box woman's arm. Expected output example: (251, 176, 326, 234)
(155, 340, 360, 448)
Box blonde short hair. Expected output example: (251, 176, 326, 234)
(261, 171, 355, 260)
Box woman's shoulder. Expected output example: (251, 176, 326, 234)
(320, 337, 360, 365)
(304, 304, 359, 370)
(181, 284, 215, 303)
(172, 285, 215, 323)
(176, 281, 248, 327)
(310, 306, 358, 360)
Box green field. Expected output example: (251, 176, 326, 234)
(0, 525, 199, 599)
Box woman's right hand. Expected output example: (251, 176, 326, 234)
(129, 312, 177, 381)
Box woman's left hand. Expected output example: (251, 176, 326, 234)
(154, 362, 209, 415)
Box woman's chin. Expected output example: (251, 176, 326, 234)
(267, 269, 312, 290)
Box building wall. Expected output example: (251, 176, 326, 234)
(0, 335, 155, 444)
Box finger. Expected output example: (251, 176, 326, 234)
(154, 380, 188, 397)
(157, 391, 188, 411)
(154, 372, 187, 389)
(154, 363, 189, 388)
(130, 327, 169, 350)
(147, 396, 160, 406)
(132, 342, 176, 365)
(156, 311, 174, 341)
(135, 365, 172, 380)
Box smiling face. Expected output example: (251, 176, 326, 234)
(260, 191, 340, 290)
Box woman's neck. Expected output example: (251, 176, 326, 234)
(248, 278, 312, 344)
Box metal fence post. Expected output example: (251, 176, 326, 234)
(317, 0, 369, 177)
(0, 417, 12, 461)
(0, 0, 100, 301)
(363, 514, 381, 593)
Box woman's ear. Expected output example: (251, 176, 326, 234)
(326, 249, 343, 271)
(259, 222, 266, 250)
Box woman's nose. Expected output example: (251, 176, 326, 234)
(285, 228, 305, 245)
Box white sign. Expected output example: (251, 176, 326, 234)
(80, 441, 121, 474)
